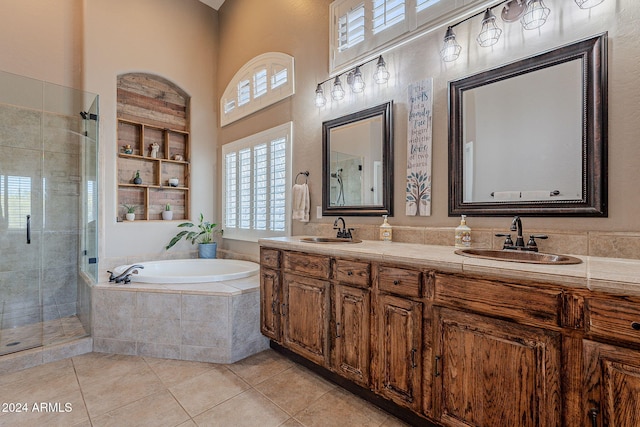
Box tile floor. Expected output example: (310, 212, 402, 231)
(1, 315, 88, 356)
(0, 349, 410, 427)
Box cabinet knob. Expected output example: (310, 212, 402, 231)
(347, 271, 353, 276)
(393, 280, 400, 285)
(632, 322, 640, 331)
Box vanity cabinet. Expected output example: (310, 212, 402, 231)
(259, 244, 640, 427)
(260, 249, 281, 341)
(372, 264, 424, 412)
(583, 295, 640, 427)
(432, 273, 563, 426)
(374, 292, 423, 412)
(280, 252, 331, 366)
(332, 258, 371, 386)
(433, 307, 562, 427)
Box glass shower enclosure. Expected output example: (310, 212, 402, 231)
(0, 70, 97, 356)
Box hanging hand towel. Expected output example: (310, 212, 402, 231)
(292, 183, 310, 222)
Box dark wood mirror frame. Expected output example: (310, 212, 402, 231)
(449, 33, 607, 217)
(322, 101, 394, 216)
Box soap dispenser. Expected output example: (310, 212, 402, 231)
(379, 215, 393, 242)
(455, 215, 471, 248)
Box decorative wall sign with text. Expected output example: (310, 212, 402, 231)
(406, 78, 433, 216)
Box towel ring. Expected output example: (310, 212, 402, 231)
(295, 171, 309, 184)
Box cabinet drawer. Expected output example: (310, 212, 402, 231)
(260, 248, 280, 269)
(283, 251, 331, 279)
(334, 259, 370, 288)
(587, 297, 640, 345)
(435, 274, 562, 327)
(378, 266, 422, 298)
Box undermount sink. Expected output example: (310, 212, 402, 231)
(299, 237, 362, 244)
(455, 248, 582, 265)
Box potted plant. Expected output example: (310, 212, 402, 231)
(165, 213, 223, 258)
(122, 204, 136, 221)
(162, 203, 173, 220)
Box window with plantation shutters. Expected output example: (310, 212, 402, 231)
(372, 0, 405, 34)
(0, 175, 31, 229)
(220, 53, 295, 126)
(338, 3, 365, 52)
(330, 0, 485, 73)
(222, 122, 292, 242)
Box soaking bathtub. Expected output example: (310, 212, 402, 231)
(93, 258, 268, 363)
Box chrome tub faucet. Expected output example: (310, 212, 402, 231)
(107, 264, 144, 284)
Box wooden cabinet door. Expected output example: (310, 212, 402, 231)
(374, 293, 422, 411)
(583, 339, 640, 427)
(282, 273, 330, 366)
(333, 284, 370, 386)
(260, 268, 280, 341)
(434, 308, 561, 427)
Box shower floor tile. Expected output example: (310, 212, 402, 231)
(0, 349, 410, 426)
(0, 315, 88, 356)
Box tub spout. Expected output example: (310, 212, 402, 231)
(108, 264, 144, 284)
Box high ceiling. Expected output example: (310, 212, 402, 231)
(198, 0, 225, 10)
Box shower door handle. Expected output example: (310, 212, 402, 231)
(26, 215, 31, 244)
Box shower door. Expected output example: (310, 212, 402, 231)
(0, 71, 97, 356)
(0, 72, 45, 355)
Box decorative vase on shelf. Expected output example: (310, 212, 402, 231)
(133, 170, 142, 185)
(125, 213, 135, 221)
(162, 203, 173, 220)
(168, 177, 179, 187)
(198, 242, 217, 259)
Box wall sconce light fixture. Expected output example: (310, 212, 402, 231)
(373, 56, 390, 84)
(441, 27, 462, 62)
(520, 0, 551, 30)
(315, 55, 390, 107)
(331, 76, 345, 101)
(315, 84, 326, 108)
(476, 9, 502, 47)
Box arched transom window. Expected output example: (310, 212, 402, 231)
(220, 52, 295, 126)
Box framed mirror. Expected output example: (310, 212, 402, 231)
(449, 33, 607, 217)
(322, 101, 393, 216)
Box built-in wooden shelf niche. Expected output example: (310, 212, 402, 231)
(116, 73, 190, 222)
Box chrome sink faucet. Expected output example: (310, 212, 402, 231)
(333, 217, 354, 239)
(495, 216, 547, 252)
(107, 264, 144, 284)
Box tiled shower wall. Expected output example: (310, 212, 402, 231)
(0, 103, 81, 328)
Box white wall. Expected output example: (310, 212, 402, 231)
(84, 0, 218, 260)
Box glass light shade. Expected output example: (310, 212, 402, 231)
(476, 9, 502, 47)
(441, 27, 462, 62)
(373, 56, 390, 84)
(331, 76, 345, 100)
(315, 84, 326, 108)
(521, 0, 550, 30)
(575, 0, 605, 8)
(350, 67, 365, 93)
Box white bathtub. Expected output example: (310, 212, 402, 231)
(113, 259, 259, 284)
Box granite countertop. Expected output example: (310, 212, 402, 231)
(259, 236, 640, 296)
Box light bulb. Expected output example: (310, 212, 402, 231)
(373, 56, 390, 84)
(350, 67, 365, 93)
(441, 27, 462, 62)
(476, 9, 502, 47)
(331, 76, 345, 101)
(521, 0, 550, 30)
(314, 84, 326, 108)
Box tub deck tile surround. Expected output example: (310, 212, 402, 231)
(91, 274, 268, 364)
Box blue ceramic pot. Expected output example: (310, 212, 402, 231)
(198, 243, 217, 259)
